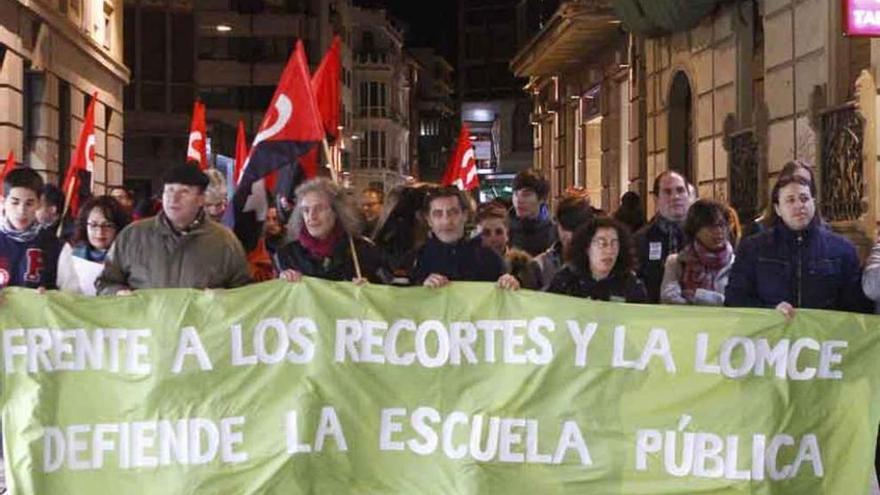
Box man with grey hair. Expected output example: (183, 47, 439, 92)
(276, 177, 389, 283)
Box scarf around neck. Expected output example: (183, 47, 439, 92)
(679, 240, 733, 300)
(299, 223, 344, 259)
(0, 218, 42, 243)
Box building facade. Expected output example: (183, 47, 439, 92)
(0, 0, 129, 191)
(410, 47, 455, 184)
(123, 0, 355, 195)
(514, 0, 879, 254)
(459, 0, 533, 176)
(347, 5, 417, 192)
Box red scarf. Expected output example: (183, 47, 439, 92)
(298, 223, 344, 259)
(680, 241, 733, 300)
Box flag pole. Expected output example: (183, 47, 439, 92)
(57, 178, 76, 238)
(321, 138, 336, 183)
(322, 136, 362, 278)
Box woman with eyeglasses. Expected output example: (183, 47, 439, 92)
(660, 199, 735, 306)
(547, 217, 647, 303)
(57, 195, 130, 295)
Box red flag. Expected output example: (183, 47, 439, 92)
(311, 36, 341, 140)
(187, 101, 208, 170)
(233, 120, 248, 186)
(1, 151, 15, 183)
(441, 124, 479, 191)
(233, 39, 325, 252)
(62, 92, 97, 218)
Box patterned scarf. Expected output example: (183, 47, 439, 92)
(0, 218, 42, 243)
(298, 223, 344, 259)
(679, 240, 733, 300)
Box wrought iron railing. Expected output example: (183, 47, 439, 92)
(819, 103, 865, 222)
(728, 128, 759, 224)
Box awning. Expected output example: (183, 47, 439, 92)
(511, 1, 622, 78)
(611, 0, 730, 37)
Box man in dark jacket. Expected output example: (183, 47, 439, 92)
(634, 171, 692, 303)
(725, 175, 871, 314)
(411, 186, 515, 289)
(509, 170, 556, 256)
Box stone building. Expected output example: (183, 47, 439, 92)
(0, 0, 129, 190)
(347, 5, 418, 192)
(514, 0, 878, 253)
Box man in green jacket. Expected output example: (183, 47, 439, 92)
(96, 165, 251, 294)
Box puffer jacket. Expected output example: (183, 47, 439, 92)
(96, 212, 251, 293)
(725, 218, 871, 312)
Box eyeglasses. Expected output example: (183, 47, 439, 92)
(86, 222, 116, 231)
(591, 238, 619, 249)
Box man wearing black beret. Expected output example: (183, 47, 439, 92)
(97, 164, 251, 294)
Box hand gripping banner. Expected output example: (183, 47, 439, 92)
(1, 279, 879, 494)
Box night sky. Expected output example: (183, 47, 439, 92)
(354, 0, 458, 66)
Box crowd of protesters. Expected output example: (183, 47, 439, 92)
(1, 158, 879, 324)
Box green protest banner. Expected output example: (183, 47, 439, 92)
(1, 278, 879, 494)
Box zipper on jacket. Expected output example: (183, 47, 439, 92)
(795, 234, 803, 307)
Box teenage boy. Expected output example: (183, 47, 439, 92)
(0, 168, 62, 289)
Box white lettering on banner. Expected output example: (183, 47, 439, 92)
(378, 406, 591, 466)
(42, 417, 248, 472)
(2, 328, 152, 374)
(635, 415, 824, 481)
(694, 333, 847, 380)
(335, 318, 554, 367)
(567, 321, 598, 367)
(171, 326, 212, 373)
(230, 318, 316, 367)
(285, 407, 348, 455)
(612, 326, 677, 373)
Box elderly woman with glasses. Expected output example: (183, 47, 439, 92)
(548, 217, 647, 303)
(57, 195, 130, 295)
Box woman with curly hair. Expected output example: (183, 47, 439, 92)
(276, 178, 389, 284)
(660, 199, 735, 306)
(548, 217, 647, 303)
(56, 195, 130, 295)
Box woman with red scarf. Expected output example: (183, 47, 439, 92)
(660, 199, 734, 306)
(276, 178, 389, 284)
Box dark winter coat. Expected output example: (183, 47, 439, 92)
(508, 211, 557, 256)
(548, 264, 647, 303)
(724, 218, 871, 313)
(410, 235, 505, 285)
(275, 235, 389, 284)
(634, 215, 686, 303)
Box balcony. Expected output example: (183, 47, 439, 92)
(355, 51, 396, 68)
